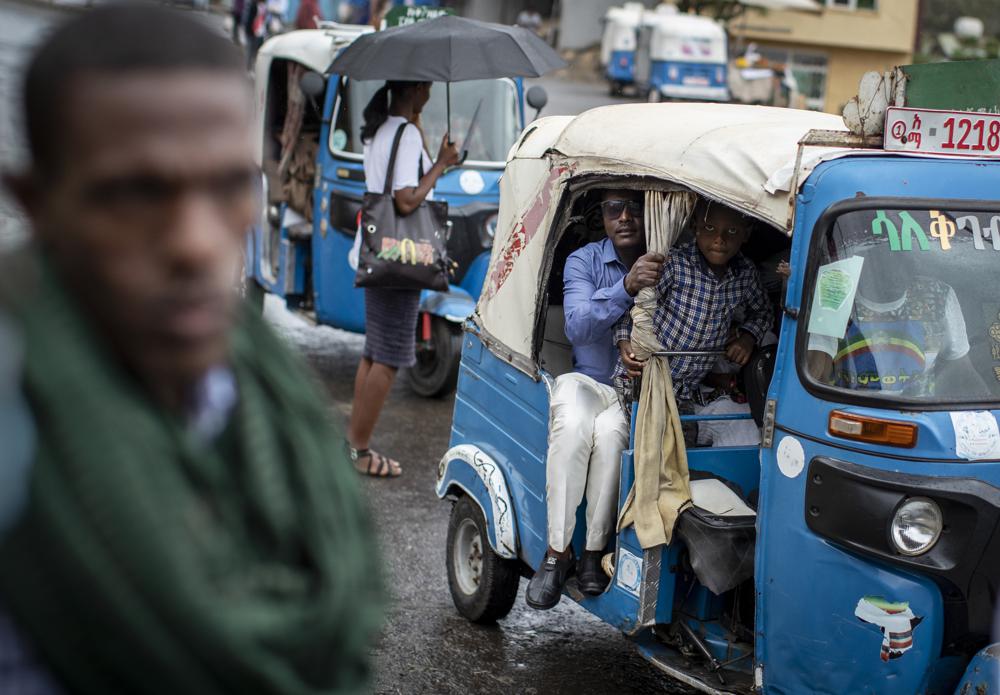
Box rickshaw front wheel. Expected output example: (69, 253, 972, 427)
(446, 495, 520, 624)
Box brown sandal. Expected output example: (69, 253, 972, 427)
(350, 446, 402, 478)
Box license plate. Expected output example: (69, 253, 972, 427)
(682, 75, 709, 86)
(884, 106, 1000, 158)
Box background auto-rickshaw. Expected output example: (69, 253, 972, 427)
(246, 25, 545, 396)
(437, 61, 1000, 694)
(646, 10, 728, 103)
(600, 2, 645, 97)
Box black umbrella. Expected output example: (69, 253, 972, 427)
(327, 14, 566, 137)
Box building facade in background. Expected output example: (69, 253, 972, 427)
(730, 0, 919, 113)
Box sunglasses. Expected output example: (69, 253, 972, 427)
(600, 199, 644, 220)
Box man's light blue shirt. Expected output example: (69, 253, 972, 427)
(563, 237, 633, 385)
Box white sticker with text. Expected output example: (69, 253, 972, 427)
(950, 411, 1000, 460)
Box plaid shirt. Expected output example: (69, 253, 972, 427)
(613, 242, 772, 402)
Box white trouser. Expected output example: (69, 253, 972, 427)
(546, 373, 630, 553)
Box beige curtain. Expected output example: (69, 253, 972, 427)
(617, 189, 697, 548)
(278, 63, 306, 178)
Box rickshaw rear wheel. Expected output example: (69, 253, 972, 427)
(407, 317, 462, 398)
(446, 495, 519, 624)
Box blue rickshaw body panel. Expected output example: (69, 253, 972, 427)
(954, 644, 1000, 695)
(649, 60, 728, 101)
(607, 49, 636, 83)
(449, 331, 551, 567)
(756, 432, 947, 694)
(757, 155, 1000, 694)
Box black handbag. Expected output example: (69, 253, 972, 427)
(354, 122, 450, 292)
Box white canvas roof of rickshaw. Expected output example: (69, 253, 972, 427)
(252, 29, 367, 165)
(509, 102, 850, 231)
(258, 28, 367, 75)
(647, 13, 727, 39)
(506, 115, 576, 161)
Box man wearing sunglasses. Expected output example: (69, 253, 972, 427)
(527, 189, 664, 610)
(614, 198, 773, 419)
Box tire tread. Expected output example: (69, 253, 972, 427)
(446, 496, 520, 624)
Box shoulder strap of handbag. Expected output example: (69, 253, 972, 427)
(382, 122, 410, 196)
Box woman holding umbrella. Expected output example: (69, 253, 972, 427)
(347, 82, 460, 478)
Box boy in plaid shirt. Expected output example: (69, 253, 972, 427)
(613, 199, 773, 412)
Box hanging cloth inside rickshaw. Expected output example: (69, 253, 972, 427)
(617, 189, 697, 548)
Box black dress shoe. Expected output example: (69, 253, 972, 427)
(525, 552, 575, 610)
(577, 550, 610, 596)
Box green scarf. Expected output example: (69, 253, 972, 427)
(0, 257, 383, 694)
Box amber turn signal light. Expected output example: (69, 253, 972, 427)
(828, 411, 918, 448)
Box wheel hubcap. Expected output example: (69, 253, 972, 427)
(453, 517, 483, 595)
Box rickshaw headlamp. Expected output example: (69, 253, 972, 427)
(890, 497, 943, 556)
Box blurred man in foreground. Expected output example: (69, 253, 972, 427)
(0, 6, 381, 694)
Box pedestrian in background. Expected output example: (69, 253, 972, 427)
(295, 0, 322, 30)
(245, 0, 263, 71)
(230, 0, 245, 43)
(0, 6, 382, 693)
(346, 81, 458, 478)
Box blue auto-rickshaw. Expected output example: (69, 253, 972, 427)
(600, 3, 644, 97)
(646, 11, 728, 103)
(437, 63, 1000, 693)
(246, 26, 546, 396)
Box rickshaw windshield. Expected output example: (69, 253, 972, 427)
(331, 78, 520, 164)
(802, 205, 1000, 405)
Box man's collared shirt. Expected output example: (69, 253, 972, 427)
(614, 241, 772, 401)
(563, 238, 634, 385)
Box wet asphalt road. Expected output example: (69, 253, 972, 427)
(267, 302, 691, 695)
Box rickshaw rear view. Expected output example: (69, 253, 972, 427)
(437, 60, 1000, 694)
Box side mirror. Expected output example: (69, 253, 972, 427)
(526, 85, 548, 119)
(299, 71, 326, 99)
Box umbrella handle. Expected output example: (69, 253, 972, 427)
(446, 82, 454, 144)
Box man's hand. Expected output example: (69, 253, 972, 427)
(623, 252, 665, 297)
(619, 340, 646, 378)
(726, 332, 755, 366)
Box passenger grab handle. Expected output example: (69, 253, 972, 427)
(650, 350, 727, 357)
(629, 350, 729, 403)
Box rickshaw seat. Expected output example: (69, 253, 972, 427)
(689, 478, 755, 518)
(540, 305, 574, 377)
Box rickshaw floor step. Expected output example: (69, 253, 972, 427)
(632, 634, 754, 695)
